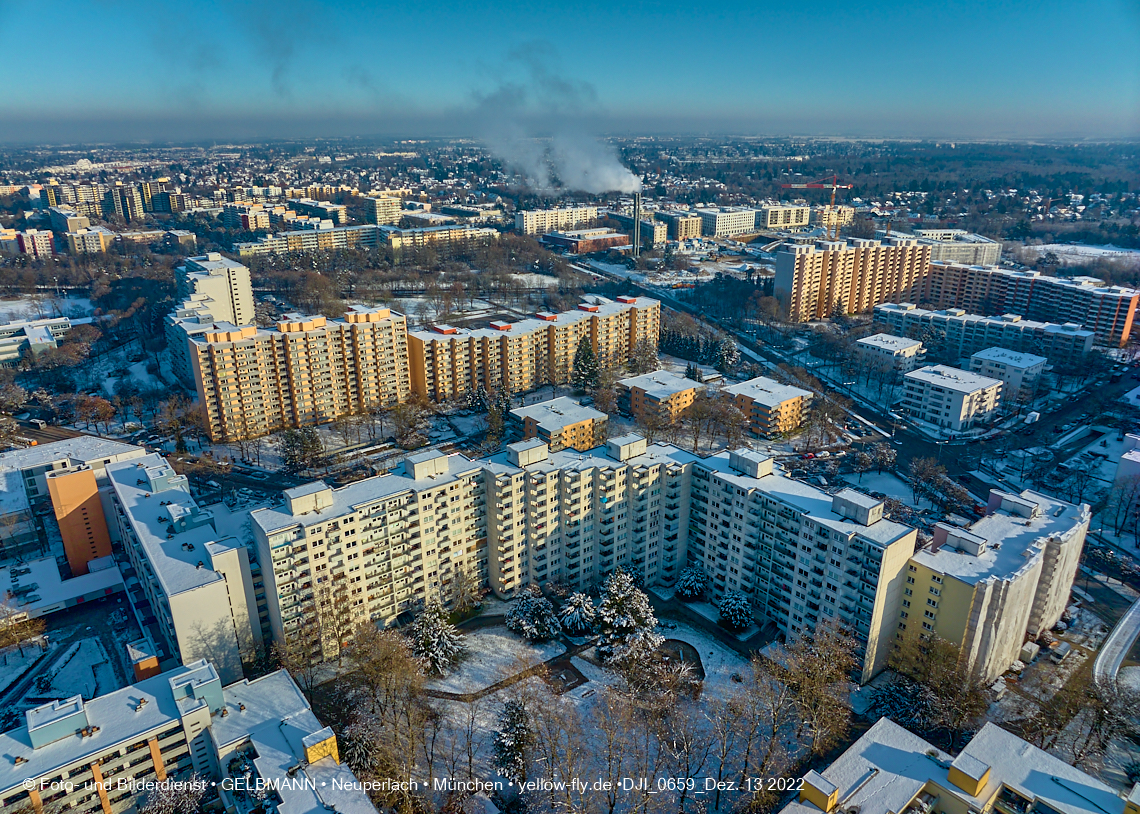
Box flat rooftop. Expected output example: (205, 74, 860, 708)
(252, 453, 484, 536)
(912, 490, 1089, 585)
(510, 397, 606, 433)
(723, 375, 812, 407)
(0, 556, 123, 618)
(971, 347, 1048, 368)
(0, 436, 144, 472)
(905, 365, 1003, 393)
(856, 332, 922, 353)
(618, 369, 700, 400)
(105, 454, 238, 596)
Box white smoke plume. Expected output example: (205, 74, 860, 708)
(472, 45, 641, 195)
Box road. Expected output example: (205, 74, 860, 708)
(1094, 596, 1140, 686)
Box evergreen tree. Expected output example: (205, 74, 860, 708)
(558, 592, 596, 635)
(492, 699, 533, 784)
(571, 337, 599, 389)
(675, 566, 707, 601)
(718, 590, 753, 631)
(504, 585, 562, 641)
(595, 570, 663, 670)
(407, 597, 464, 675)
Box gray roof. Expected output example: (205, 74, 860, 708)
(904, 365, 1003, 393)
(0, 436, 143, 472)
(723, 376, 812, 407)
(510, 397, 606, 434)
(618, 369, 700, 399)
(971, 346, 1048, 368)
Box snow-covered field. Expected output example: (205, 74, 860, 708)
(851, 472, 918, 505)
(1020, 243, 1140, 266)
(0, 295, 95, 323)
(0, 642, 52, 695)
(36, 638, 116, 700)
(428, 627, 565, 695)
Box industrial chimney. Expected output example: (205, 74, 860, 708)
(632, 191, 642, 258)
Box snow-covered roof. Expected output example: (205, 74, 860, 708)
(780, 719, 1124, 814)
(0, 436, 144, 473)
(723, 375, 812, 407)
(618, 369, 700, 400)
(970, 347, 1047, 369)
(510, 397, 606, 434)
(904, 365, 1002, 394)
(856, 332, 922, 353)
(252, 453, 484, 536)
(912, 489, 1089, 585)
(214, 671, 377, 814)
(0, 556, 122, 617)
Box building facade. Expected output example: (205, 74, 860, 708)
(696, 207, 757, 238)
(189, 307, 411, 442)
(617, 369, 701, 422)
(775, 238, 932, 322)
(515, 206, 598, 235)
(407, 296, 661, 401)
(757, 205, 811, 230)
(901, 365, 1003, 431)
(654, 211, 703, 240)
(919, 261, 1139, 346)
(175, 253, 256, 328)
(722, 376, 813, 437)
(873, 302, 1095, 364)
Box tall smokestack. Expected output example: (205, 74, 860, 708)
(632, 192, 642, 258)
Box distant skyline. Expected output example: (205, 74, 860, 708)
(1, 0, 1138, 143)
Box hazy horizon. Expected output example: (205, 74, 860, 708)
(1, 0, 1138, 144)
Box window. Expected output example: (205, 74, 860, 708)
(924, 610, 935, 619)
(922, 621, 933, 631)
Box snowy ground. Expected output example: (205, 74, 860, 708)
(33, 638, 116, 701)
(851, 471, 926, 507)
(427, 627, 565, 695)
(1019, 243, 1140, 267)
(0, 294, 95, 323)
(674, 599, 760, 642)
(0, 641, 52, 695)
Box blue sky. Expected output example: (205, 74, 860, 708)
(1, 0, 1137, 141)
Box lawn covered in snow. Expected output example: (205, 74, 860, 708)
(427, 626, 565, 695)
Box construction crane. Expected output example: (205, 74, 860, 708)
(781, 174, 853, 239)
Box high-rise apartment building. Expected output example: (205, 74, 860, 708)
(106, 454, 263, 683)
(919, 261, 1139, 346)
(757, 205, 811, 230)
(0, 660, 375, 814)
(775, 238, 932, 322)
(901, 365, 1003, 431)
(254, 438, 914, 681)
(48, 206, 89, 233)
(911, 229, 1002, 265)
(235, 223, 382, 257)
(722, 376, 813, 437)
(222, 203, 272, 231)
(369, 194, 402, 225)
(46, 467, 112, 576)
(905, 489, 1088, 683)
(515, 206, 599, 235)
(103, 182, 145, 222)
(407, 296, 661, 401)
(175, 253, 256, 328)
(190, 307, 410, 441)
(872, 302, 1096, 364)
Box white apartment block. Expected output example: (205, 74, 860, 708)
(912, 228, 1002, 265)
(0, 661, 375, 814)
(369, 194, 402, 225)
(106, 454, 263, 683)
(907, 489, 1088, 682)
(515, 206, 599, 235)
(251, 450, 489, 655)
(855, 333, 925, 373)
(757, 205, 811, 230)
(253, 437, 915, 682)
(695, 207, 757, 238)
(873, 303, 1095, 364)
(902, 365, 1003, 432)
(969, 347, 1046, 402)
(175, 253, 256, 328)
(0, 315, 71, 365)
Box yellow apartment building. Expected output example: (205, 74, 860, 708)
(617, 369, 700, 422)
(722, 375, 814, 437)
(509, 397, 608, 452)
(190, 306, 410, 441)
